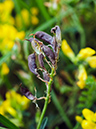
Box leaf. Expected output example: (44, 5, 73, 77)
(51, 90, 73, 129)
(0, 52, 11, 66)
(40, 117, 48, 129)
(0, 127, 7, 129)
(0, 114, 20, 129)
(35, 0, 50, 21)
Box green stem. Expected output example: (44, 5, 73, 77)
(37, 68, 54, 129)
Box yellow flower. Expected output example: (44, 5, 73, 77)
(1, 99, 17, 117)
(15, 9, 30, 28)
(76, 80, 85, 89)
(76, 108, 96, 129)
(31, 16, 39, 25)
(4, 0, 14, 13)
(0, 3, 4, 12)
(75, 116, 83, 123)
(86, 56, 96, 68)
(16, 94, 30, 110)
(0, 106, 5, 115)
(6, 90, 30, 110)
(21, 9, 30, 26)
(31, 7, 39, 15)
(77, 47, 95, 59)
(82, 108, 94, 121)
(1, 63, 9, 75)
(16, 31, 25, 40)
(61, 40, 75, 62)
(77, 65, 87, 89)
(81, 120, 96, 129)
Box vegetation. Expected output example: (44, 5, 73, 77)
(0, 0, 96, 129)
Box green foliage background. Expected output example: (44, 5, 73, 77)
(0, 0, 96, 129)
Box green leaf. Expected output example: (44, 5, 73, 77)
(40, 117, 48, 129)
(51, 90, 73, 129)
(0, 52, 11, 66)
(35, 0, 50, 21)
(79, 96, 86, 102)
(0, 127, 7, 129)
(0, 114, 20, 129)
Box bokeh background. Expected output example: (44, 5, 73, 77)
(0, 0, 96, 129)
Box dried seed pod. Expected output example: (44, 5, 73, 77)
(43, 71, 50, 82)
(38, 53, 45, 69)
(20, 86, 36, 100)
(28, 53, 38, 76)
(28, 38, 43, 55)
(35, 31, 53, 45)
(51, 25, 61, 47)
(41, 45, 55, 65)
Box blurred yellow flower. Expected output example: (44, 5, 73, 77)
(1, 63, 9, 75)
(16, 31, 25, 40)
(21, 9, 30, 26)
(76, 108, 96, 129)
(31, 7, 39, 15)
(4, 0, 14, 13)
(0, 106, 5, 115)
(86, 56, 96, 68)
(31, 16, 39, 25)
(77, 47, 95, 59)
(0, 90, 30, 117)
(61, 39, 75, 62)
(0, 0, 14, 24)
(75, 116, 83, 123)
(0, 24, 25, 53)
(82, 108, 95, 121)
(15, 9, 30, 28)
(76, 65, 87, 89)
(81, 120, 96, 129)
(6, 90, 30, 110)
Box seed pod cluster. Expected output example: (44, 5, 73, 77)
(21, 25, 61, 100)
(27, 25, 61, 86)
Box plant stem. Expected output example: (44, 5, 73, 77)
(37, 68, 54, 129)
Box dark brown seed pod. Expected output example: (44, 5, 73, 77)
(20, 86, 36, 100)
(28, 53, 38, 76)
(43, 71, 50, 82)
(51, 25, 61, 46)
(38, 53, 45, 69)
(41, 45, 55, 65)
(35, 31, 53, 45)
(28, 37, 42, 45)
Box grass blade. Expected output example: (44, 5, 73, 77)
(0, 114, 20, 129)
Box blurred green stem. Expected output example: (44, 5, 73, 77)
(37, 68, 54, 129)
(51, 90, 73, 129)
(35, 0, 50, 21)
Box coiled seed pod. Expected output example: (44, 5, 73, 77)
(38, 53, 44, 69)
(20, 86, 36, 100)
(28, 53, 38, 76)
(35, 31, 53, 45)
(43, 71, 50, 82)
(41, 45, 55, 65)
(51, 25, 61, 47)
(28, 38, 43, 55)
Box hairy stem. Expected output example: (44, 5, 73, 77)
(37, 68, 54, 129)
